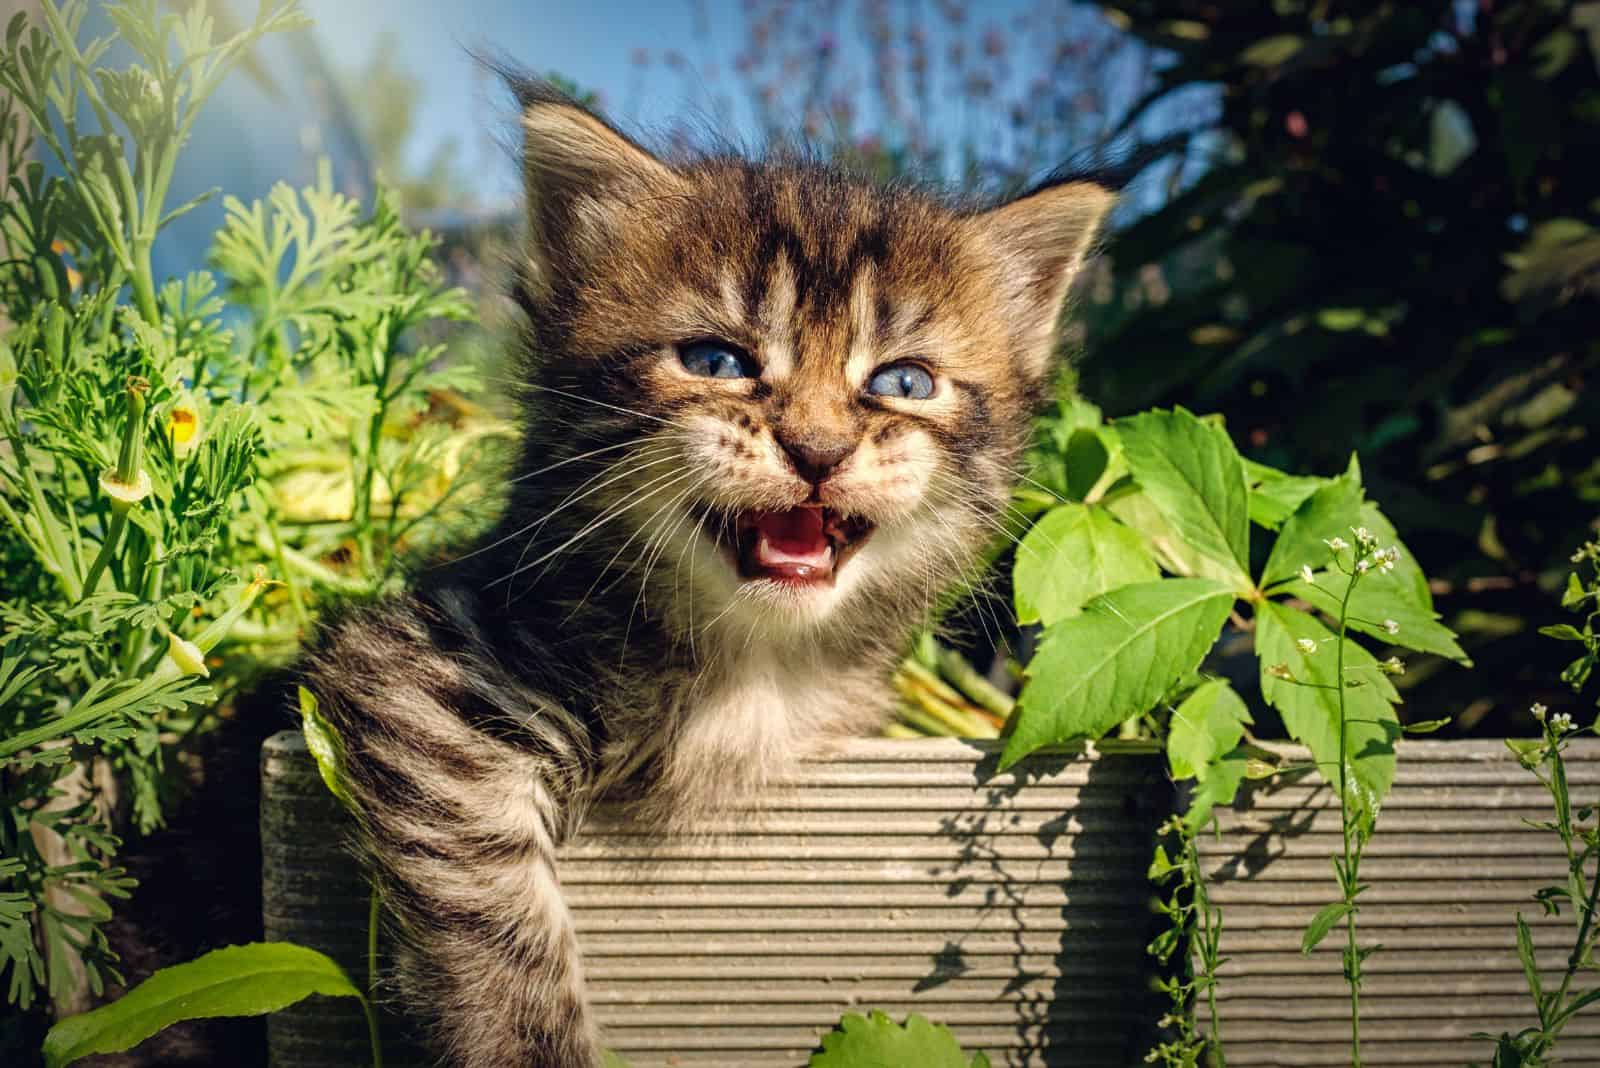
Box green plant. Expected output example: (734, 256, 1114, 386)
(1081, 0, 1598, 727)
(809, 1010, 990, 1068)
(1004, 400, 1466, 1063)
(1482, 540, 1600, 1066)
(39, 941, 368, 1068)
(0, 0, 500, 1038)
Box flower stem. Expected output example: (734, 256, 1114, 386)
(365, 885, 384, 1068)
(1336, 565, 1363, 1067)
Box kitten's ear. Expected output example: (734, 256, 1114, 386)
(515, 80, 684, 298)
(967, 180, 1115, 376)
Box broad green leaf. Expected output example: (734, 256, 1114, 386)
(1284, 504, 1469, 664)
(1013, 503, 1158, 626)
(1062, 428, 1109, 502)
(1167, 679, 1252, 780)
(809, 1009, 988, 1067)
(1261, 460, 1363, 589)
(1243, 458, 1328, 531)
(1256, 602, 1402, 823)
(1114, 408, 1252, 592)
(1004, 578, 1234, 768)
(1301, 901, 1353, 954)
(42, 943, 361, 1067)
(1184, 744, 1249, 830)
(298, 686, 357, 814)
(1287, 574, 1469, 664)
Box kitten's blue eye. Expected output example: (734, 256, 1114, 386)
(679, 341, 755, 379)
(866, 363, 935, 400)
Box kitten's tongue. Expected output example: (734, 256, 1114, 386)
(749, 507, 833, 580)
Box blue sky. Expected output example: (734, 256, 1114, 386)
(115, 0, 1190, 277)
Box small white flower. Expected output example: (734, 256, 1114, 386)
(1531, 702, 1548, 723)
(1324, 536, 1349, 552)
(1552, 712, 1574, 733)
(1376, 546, 1401, 572)
(1300, 563, 1316, 584)
(1355, 558, 1371, 574)
(1296, 637, 1318, 655)
(1353, 525, 1374, 547)
(1383, 619, 1400, 635)
(1380, 655, 1405, 676)
(165, 632, 209, 678)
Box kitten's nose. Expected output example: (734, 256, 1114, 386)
(777, 434, 856, 485)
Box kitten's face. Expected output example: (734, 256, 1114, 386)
(510, 89, 1110, 640)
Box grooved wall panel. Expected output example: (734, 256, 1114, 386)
(1196, 739, 1600, 1065)
(262, 733, 1600, 1067)
(261, 733, 1166, 1067)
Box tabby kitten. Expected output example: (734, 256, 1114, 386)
(303, 78, 1111, 1068)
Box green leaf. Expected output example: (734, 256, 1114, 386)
(1062, 428, 1110, 502)
(1552, 985, 1600, 1029)
(1403, 718, 1453, 735)
(1540, 624, 1588, 642)
(1284, 504, 1470, 664)
(1240, 34, 1303, 67)
(1256, 601, 1402, 823)
(1244, 459, 1328, 531)
(42, 943, 361, 1067)
(1184, 744, 1249, 830)
(809, 1009, 987, 1067)
(1261, 461, 1363, 589)
(1301, 901, 1353, 954)
(1013, 503, 1158, 626)
(1516, 915, 1542, 1009)
(1114, 408, 1252, 592)
(298, 687, 356, 815)
(1564, 573, 1590, 611)
(1167, 678, 1252, 780)
(1004, 578, 1234, 768)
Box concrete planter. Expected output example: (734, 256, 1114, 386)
(260, 733, 1600, 1067)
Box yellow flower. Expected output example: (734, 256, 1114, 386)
(167, 396, 203, 458)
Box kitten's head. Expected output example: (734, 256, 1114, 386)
(504, 81, 1111, 645)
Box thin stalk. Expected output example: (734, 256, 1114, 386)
(365, 886, 384, 1068)
(1335, 567, 1362, 1067)
(1190, 834, 1225, 1065)
(1540, 800, 1600, 1054)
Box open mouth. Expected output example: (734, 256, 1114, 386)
(703, 506, 876, 586)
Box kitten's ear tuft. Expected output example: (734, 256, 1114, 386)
(967, 179, 1115, 375)
(513, 78, 684, 298)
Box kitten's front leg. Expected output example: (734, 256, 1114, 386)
(309, 618, 601, 1067)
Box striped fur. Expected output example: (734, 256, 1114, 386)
(302, 78, 1111, 1067)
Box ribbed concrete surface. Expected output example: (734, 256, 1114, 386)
(1197, 739, 1600, 1065)
(262, 734, 1600, 1066)
(261, 733, 1167, 1067)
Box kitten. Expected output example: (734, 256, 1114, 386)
(302, 77, 1111, 1068)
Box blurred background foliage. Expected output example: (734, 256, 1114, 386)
(50, 0, 1594, 733)
(1074, 0, 1598, 734)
